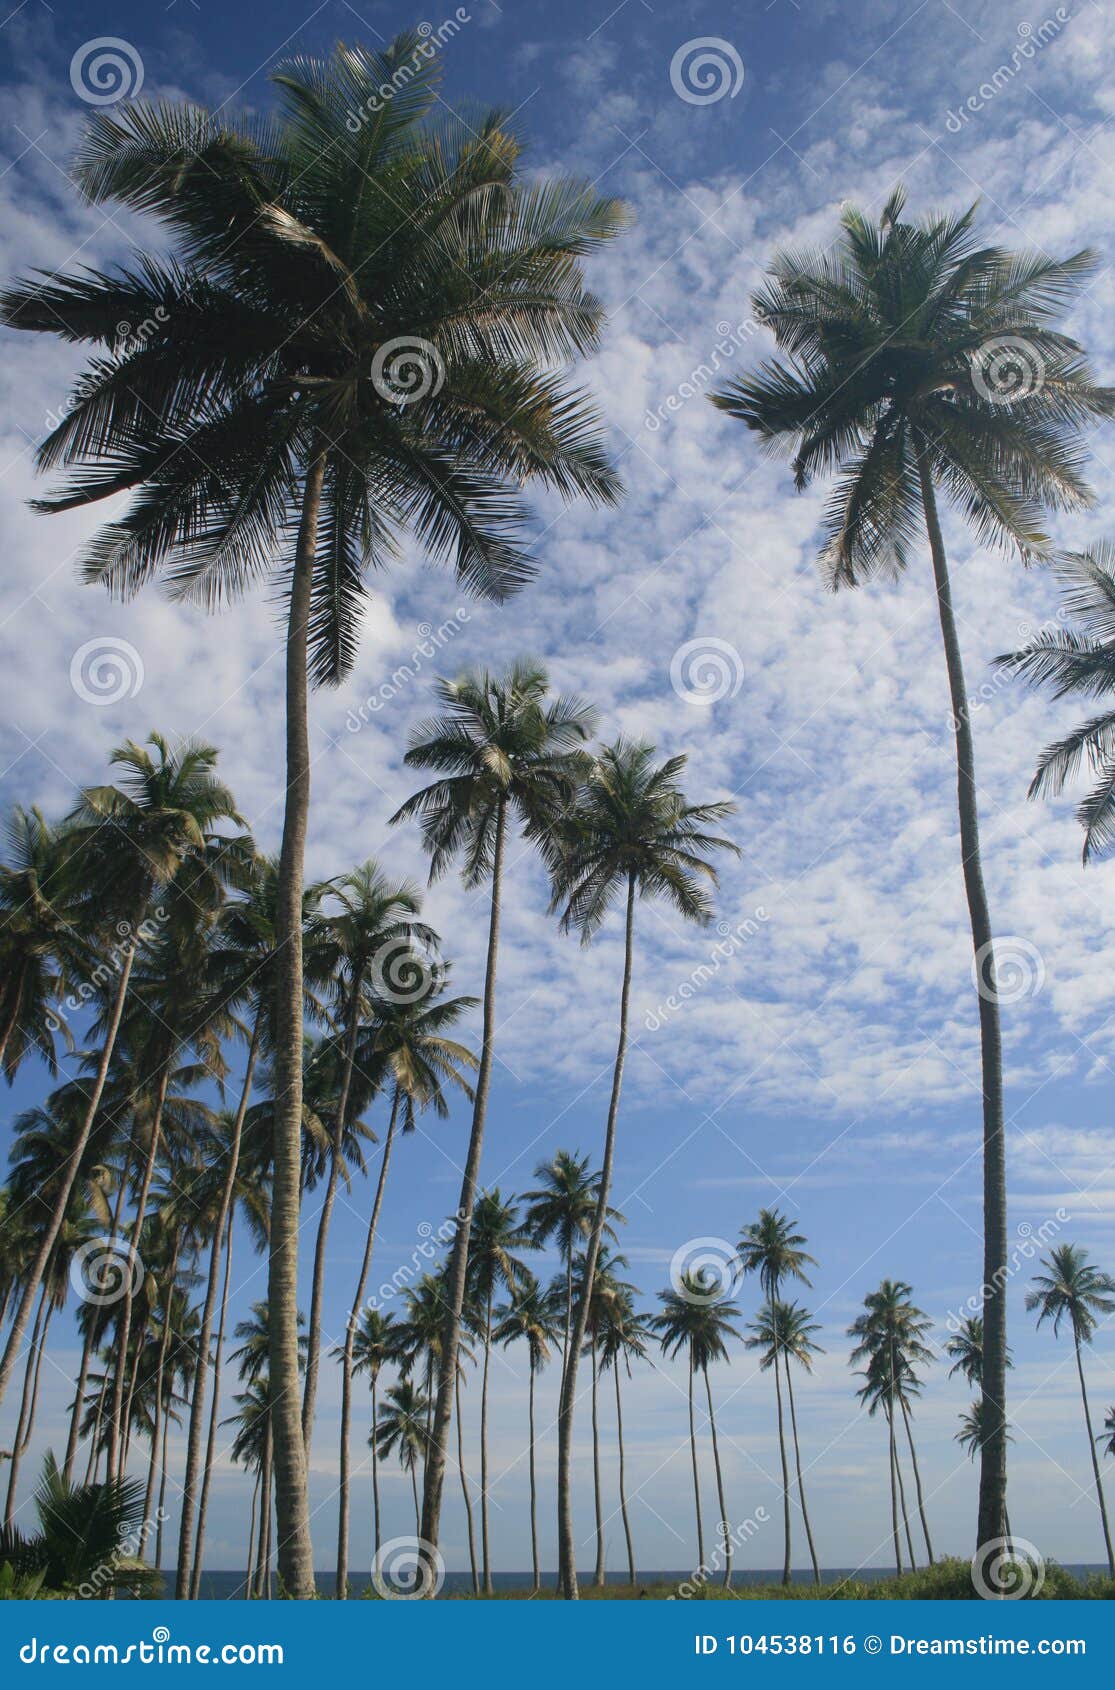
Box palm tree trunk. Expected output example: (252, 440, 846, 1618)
(64, 1316, 97, 1487)
(85, 1369, 111, 1485)
(254, 1420, 272, 1600)
(895, 1437, 917, 1571)
(772, 1346, 792, 1585)
(336, 1093, 400, 1599)
(1074, 1330, 1115, 1575)
(886, 1399, 903, 1576)
(591, 1334, 605, 1587)
(143, 1239, 180, 1541)
(109, 1061, 171, 1480)
(528, 1359, 540, 1593)
(190, 1216, 238, 1600)
(245, 1474, 260, 1598)
(420, 798, 507, 1575)
(557, 871, 636, 1599)
(703, 1365, 732, 1590)
(480, 1283, 494, 1593)
(0, 939, 136, 1409)
(687, 1356, 705, 1572)
(613, 1360, 636, 1586)
(4, 1287, 50, 1528)
(178, 1015, 259, 1598)
(451, 1368, 478, 1595)
(156, 1407, 171, 1571)
(562, 1254, 573, 1392)
(899, 1395, 934, 1566)
(267, 443, 327, 1600)
(916, 439, 1008, 1554)
(367, 1374, 381, 1570)
(303, 975, 363, 1453)
(784, 1360, 820, 1584)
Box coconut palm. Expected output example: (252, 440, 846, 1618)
(3, 37, 624, 1591)
(572, 1243, 633, 1588)
(0, 806, 77, 1080)
(350, 1309, 405, 1568)
(1027, 1244, 1115, 1574)
(522, 1149, 621, 1384)
(597, 1286, 652, 1586)
(997, 543, 1115, 860)
(848, 1280, 933, 1574)
(1099, 1407, 1115, 1459)
(224, 1378, 273, 1599)
(945, 1315, 1014, 1388)
(956, 1396, 1016, 1545)
(745, 1300, 823, 1585)
(738, 1209, 817, 1584)
(0, 735, 243, 1415)
(713, 188, 1115, 1554)
(651, 1274, 741, 1586)
(493, 1273, 563, 1592)
(391, 660, 597, 1566)
(551, 739, 738, 1598)
(374, 1379, 431, 1536)
(334, 985, 476, 1598)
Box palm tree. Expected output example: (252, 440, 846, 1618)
(467, 1189, 531, 1593)
(351, 1309, 405, 1569)
(848, 1280, 933, 1575)
(597, 1285, 652, 1586)
(374, 1379, 431, 1536)
(745, 1300, 823, 1585)
(1099, 1407, 1115, 1460)
(713, 188, 1114, 1554)
(997, 543, 1115, 861)
(551, 739, 738, 1598)
(652, 1274, 741, 1586)
(739, 1209, 817, 1584)
(3, 42, 624, 1594)
(956, 1398, 1016, 1545)
(573, 1243, 633, 1589)
(522, 1149, 620, 1385)
(0, 806, 77, 1080)
(224, 1378, 273, 1599)
(0, 735, 243, 1415)
(334, 985, 476, 1598)
(945, 1315, 1014, 1389)
(391, 660, 597, 1568)
(493, 1273, 563, 1592)
(230, 1303, 306, 1599)
(1027, 1243, 1115, 1574)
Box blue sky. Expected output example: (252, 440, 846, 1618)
(2, 0, 1115, 1583)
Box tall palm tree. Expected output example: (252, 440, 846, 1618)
(0, 806, 77, 1080)
(3, 42, 624, 1594)
(522, 1149, 620, 1385)
(0, 735, 243, 1416)
(467, 1189, 531, 1593)
(573, 1242, 633, 1589)
(997, 543, 1115, 861)
(493, 1273, 563, 1592)
(745, 1299, 823, 1585)
(1026, 1243, 1115, 1574)
(739, 1209, 817, 1584)
(351, 1309, 405, 1570)
(596, 1285, 652, 1586)
(374, 1379, 431, 1536)
(713, 188, 1114, 1554)
(848, 1280, 933, 1575)
(334, 985, 476, 1598)
(392, 660, 597, 1569)
(651, 1274, 741, 1586)
(551, 740, 737, 1598)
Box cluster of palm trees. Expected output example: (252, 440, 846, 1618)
(0, 24, 1113, 1598)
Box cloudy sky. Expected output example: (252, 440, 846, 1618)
(2, 0, 1115, 1585)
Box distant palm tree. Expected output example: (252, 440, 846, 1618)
(494, 1273, 563, 1592)
(551, 740, 738, 1598)
(573, 1243, 633, 1588)
(374, 1380, 432, 1536)
(714, 188, 1114, 1555)
(745, 1300, 823, 1584)
(955, 1400, 1015, 1547)
(652, 1274, 741, 1586)
(3, 38, 624, 1593)
(1100, 1407, 1115, 1459)
(351, 1310, 405, 1567)
(1027, 1244, 1115, 1574)
(392, 661, 596, 1566)
(849, 1281, 933, 1574)
(467, 1189, 531, 1592)
(522, 1149, 620, 1384)
(597, 1285, 653, 1586)
(945, 1315, 1014, 1389)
